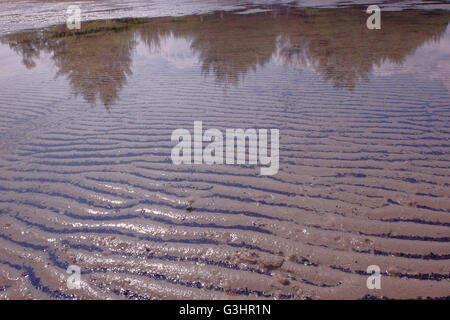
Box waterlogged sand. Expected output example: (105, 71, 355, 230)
(0, 6, 449, 299)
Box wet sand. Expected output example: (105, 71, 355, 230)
(0, 6, 449, 299)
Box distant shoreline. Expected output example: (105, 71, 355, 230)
(1, 0, 450, 35)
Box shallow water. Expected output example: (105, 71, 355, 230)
(0, 6, 449, 299)
(2, 0, 450, 35)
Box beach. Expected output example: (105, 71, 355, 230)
(0, 2, 449, 300)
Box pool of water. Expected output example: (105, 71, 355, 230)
(0, 5, 449, 299)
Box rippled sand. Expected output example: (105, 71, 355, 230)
(0, 6, 449, 299)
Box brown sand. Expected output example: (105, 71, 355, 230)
(0, 7, 449, 299)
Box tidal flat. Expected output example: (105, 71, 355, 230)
(0, 5, 449, 299)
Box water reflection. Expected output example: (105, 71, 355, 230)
(2, 8, 449, 108)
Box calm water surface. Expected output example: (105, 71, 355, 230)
(0, 6, 449, 299)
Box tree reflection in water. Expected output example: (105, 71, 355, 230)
(2, 8, 449, 109)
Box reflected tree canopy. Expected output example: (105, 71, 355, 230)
(2, 7, 449, 108)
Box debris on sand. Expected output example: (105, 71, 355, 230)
(186, 197, 195, 212)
